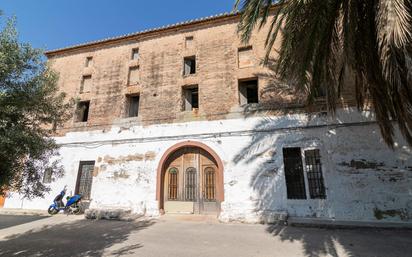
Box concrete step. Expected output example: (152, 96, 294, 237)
(288, 217, 412, 229)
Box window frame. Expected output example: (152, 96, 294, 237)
(131, 48, 139, 60)
(182, 85, 199, 111)
(282, 146, 327, 200)
(238, 78, 259, 105)
(75, 100, 90, 123)
(183, 56, 196, 76)
(126, 94, 140, 118)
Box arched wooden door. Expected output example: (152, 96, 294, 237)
(163, 147, 219, 214)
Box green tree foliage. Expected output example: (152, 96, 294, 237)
(0, 17, 72, 198)
(235, 0, 412, 147)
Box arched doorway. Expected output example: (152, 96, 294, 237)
(157, 141, 224, 215)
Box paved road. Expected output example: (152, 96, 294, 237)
(0, 215, 48, 230)
(0, 214, 411, 257)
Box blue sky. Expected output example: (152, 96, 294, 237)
(1, 0, 235, 51)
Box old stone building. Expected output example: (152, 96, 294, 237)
(4, 12, 412, 224)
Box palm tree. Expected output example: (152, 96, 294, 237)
(235, 0, 412, 148)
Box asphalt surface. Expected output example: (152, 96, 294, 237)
(0, 215, 48, 230)
(0, 214, 411, 257)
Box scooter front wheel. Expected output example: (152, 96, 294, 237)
(47, 206, 59, 215)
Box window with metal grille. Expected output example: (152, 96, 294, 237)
(75, 161, 95, 200)
(168, 168, 178, 200)
(185, 167, 197, 201)
(283, 148, 306, 199)
(204, 167, 215, 201)
(305, 149, 326, 199)
(43, 168, 52, 184)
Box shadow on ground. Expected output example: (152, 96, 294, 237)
(266, 224, 412, 257)
(0, 215, 49, 230)
(0, 218, 155, 257)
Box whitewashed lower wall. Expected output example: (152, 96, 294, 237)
(4, 109, 412, 223)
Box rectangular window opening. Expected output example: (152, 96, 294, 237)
(131, 48, 139, 60)
(128, 66, 140, 85)
(283, 148, 307, 199)
(76, 101, 90, 122)
(127, 94, 140, 117)
(81, 75, 92, 93)
(85, 57, 93, 67)
(183, 56, 196, 75)
(238, 46, 253, 68)
(182, 85, 199, 111)
(185, 36, 194, 48)
(75, 161, 95, 200)
(43, 168, 52, 184)
(239, 79, 258, 105)
(304, 149, 326, 199)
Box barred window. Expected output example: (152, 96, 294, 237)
(168, 168, 178, 200)
(43, 168, 52, 184)
(305, 149, 326, 199)
(185, 167, 197, 201)
(204, 167, 215, 201)
(283, 147, 326, 200)
(283, 148, 306, 199)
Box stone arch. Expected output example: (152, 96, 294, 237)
(156, 140, 224, 213)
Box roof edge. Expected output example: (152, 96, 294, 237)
(45, 11, 240, 57)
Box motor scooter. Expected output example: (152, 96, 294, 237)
(47, 186, 82, 215)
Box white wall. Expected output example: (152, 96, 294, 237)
(5, 109, 412, 223)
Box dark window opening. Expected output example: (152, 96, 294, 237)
(85, 57, 93, 67)
(76, 101, 90, 122)
(283, 148, 307, 199)
(183, 56, 196, 75)
(75, 161, 95, 200)
(305, 149, 326, 199)
(182, 85, 199, 111)
(239, 79, 258, 105)
(131, 48, 139, 60)
(127, 95, 140, 117)
(43, 168, 52, 184)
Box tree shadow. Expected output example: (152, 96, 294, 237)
(232, 95, 412, 256)
(0, 218, 155, 257)
(266, 224, 412, 257)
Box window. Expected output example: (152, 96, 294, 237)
(183, 56, 196, 75)
(304, 149, 326, 199)
(75, 161, 95, 200)
(131, 48, 139, 60)
(75, 101, 90, 122)
(283, 147, 326, 200)
(128, 66, 139, 85)
(43, 168, 52, 184)
(127, 94, 140, 117)
(85, 57, 93, 67)
(168, 168, 178, 200)
(204, 167, 216, 201)
(185, 167, 197, 201)
(238, 46, 253, 68)
(81, 75, 92, 93)
(185, 36, 194, 48)
(182, 85, 199, 111)
(239, 79, 258, 105)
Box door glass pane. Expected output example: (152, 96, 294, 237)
(168, 168, 178, 200)
(185, 167, 196, 201)
(204, 167, 216, 201)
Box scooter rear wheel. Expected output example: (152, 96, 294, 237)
(47, 206, 59, 215)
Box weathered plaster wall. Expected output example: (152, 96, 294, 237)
(5, 110, 412, 224)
